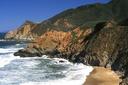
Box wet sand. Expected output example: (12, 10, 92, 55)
(84, 67, 121, 85)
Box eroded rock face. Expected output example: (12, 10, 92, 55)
(5, 0, 128, 41)
(5, 29, 18, 39)
(72, 21, 128, 85)
(13, 20, 128, 84)
(8, 0, 128, 84)
(14, 27, 92, 57)
(5, 21, 38, 40)
(5, 1, 113, 40)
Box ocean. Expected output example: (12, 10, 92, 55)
(0, 40, 93, 85)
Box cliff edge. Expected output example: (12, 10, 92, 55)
(5, 0, 128, 84)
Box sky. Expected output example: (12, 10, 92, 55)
(0, 0, 111, 32)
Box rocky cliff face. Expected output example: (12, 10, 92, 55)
(6, 0, 128, 84)
(14, 20, 128, 84)
(5, 1, 113, 40)
(70, 21, 128, 85)
(14, 27, 92, 57)
(5, 0, 128, 40)
(5, 21, 38, 40)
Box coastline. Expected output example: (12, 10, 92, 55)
(3, 0, 128, 84)
(84, 67, 121, 85)
(1, 40, 120, 85)
(0, 39, 123, 85)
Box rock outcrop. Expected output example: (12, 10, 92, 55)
(14, 20, 128, 85)
(5, 0, 128, 40)
(14, 27, 92, 57)
(5, 21, 38, 40)
(6, 0, 128, 84)
(5, 1, 113, 40)
(72, 21, 128, 85)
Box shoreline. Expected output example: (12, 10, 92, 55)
(0, 41, 123, 85)
(84, 67, 121, 85)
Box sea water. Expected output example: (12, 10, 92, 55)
(0, 41, 93, 85)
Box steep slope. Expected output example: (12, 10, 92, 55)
(5, 0, 128, 40)
(110, 0, 128, 21)
(29, 3, 113, 36)
(5, 2, 113, 39)
(72, 21, 128, 85)
(5, 0, 128, 84)
(32, 3, 112, 35)
(5, 21, 38, 40)
(14, 26, 92, 57)
(14, 20, 128, 85)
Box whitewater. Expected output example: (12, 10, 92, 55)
(0, 41, 93, 85)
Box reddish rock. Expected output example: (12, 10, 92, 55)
(5, 20, 38, 40)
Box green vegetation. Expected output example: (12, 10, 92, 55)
(71, 31, 77, 43)
(31, 2, 114, 35)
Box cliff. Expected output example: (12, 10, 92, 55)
(14, 20, 128, 84)
(14, 27, 92, 57)
(5, 0, 128, 40)
(5, 21, 39, 40)
(76, 21, 128, 85)
(5, 2, 113, 40)
(6, 0, 128, 84)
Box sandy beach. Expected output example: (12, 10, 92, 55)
(84, 67, 121, 85)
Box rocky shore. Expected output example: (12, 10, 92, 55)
(12, 20, 128, 85)
(5, 0, 128, 84)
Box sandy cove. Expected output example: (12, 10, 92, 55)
(84, 67, 121, 85)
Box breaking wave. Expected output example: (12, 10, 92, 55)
(0, 43, 93, 85)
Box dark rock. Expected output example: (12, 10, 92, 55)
(79, 21, 128, 84)
(11, 0, 128, 84)
(14, 49, 42, 57)
(118, 18, 128, 26)
(59, 60, 65, 63)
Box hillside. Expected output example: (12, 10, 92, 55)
(5, 21, 39, 40)
(5, 0, 128, 40)
(110, 0, 128, 20)
(5, 0, 128, 84)
(5, 2, 113, 39)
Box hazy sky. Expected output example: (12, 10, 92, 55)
(0, 0, 110, 32)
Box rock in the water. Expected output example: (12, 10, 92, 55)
(10, 0, 128, 84)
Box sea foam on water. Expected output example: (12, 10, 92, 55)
(0, 44, 93, 85)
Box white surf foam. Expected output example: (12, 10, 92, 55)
(0, 53, 20, 68)
(0, 45, 93, 85)
(22, 60, 41, 67)
(20, 63, 93, 85)
(0, 46, 22, 68)
(0, 47, 22, 53)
